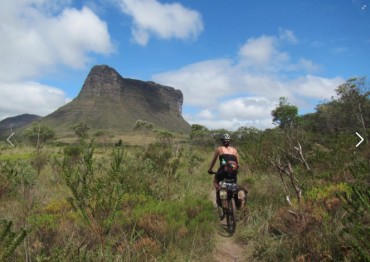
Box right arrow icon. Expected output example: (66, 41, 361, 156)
(356, 132, 364, 148)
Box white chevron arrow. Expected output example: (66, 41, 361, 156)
(356, 132, 364, 148)
(7, 132, 15, 147)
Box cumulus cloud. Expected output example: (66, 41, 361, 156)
(197, 109, 215, 120)
(117, 0, 203, 45)
(239, 36, 279, 65)
(290, 75, 343, 99)
(46, 7, 114, 68)
(154, 31, 345, 130)
(0, 0, 114, 120)
(238, 35, 290, 73)
(0, 81, 70, 120)
(153, 59, 236, 107)
(219, 97, 275, 120)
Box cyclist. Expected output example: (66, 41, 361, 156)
(208, 133, 245, 209)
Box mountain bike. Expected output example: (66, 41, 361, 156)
(219, 179, 238, 234)
(210, 171, 240, 234)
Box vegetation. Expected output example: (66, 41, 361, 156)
(232, 77, 369, 261)
(23, 123, 55, 151)
(0, 128, 215, 261)
(271, 96, 298, 129)
(0, 77, 369, 261)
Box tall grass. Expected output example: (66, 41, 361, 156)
(0, 138, 216, 261)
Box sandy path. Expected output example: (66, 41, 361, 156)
(209, 190, 248, 262)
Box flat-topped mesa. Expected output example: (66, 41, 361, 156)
(41, 64, 190, 133)
(77, 64, 183, 115)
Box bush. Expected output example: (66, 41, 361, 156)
(0, 220, 27, 261)
(133, 196, 214, 259)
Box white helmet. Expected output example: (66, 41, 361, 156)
(221, 133, 230, 141)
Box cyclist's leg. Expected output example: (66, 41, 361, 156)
(237, 188, 247, 209)
(215, 169, 224, 207)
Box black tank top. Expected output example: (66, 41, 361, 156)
(218, 147, 237, 167)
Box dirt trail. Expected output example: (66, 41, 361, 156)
(209, 190, 249, 262)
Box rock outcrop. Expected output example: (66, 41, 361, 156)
(41, 65, 191, 134)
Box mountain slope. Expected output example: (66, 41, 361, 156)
(0, 114, 41, 138)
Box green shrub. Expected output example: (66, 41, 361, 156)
(306, 183, 351, 202)
(0, 220, 27, 260)
(133, 196, 214, 259)
(0, 160, 36, 198)
(341, 159, 370, 261)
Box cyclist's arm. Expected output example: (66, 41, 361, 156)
(208, 148, 220, 171)
(234, 147, 240, 166)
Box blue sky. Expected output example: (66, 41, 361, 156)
(0, 0, 369, 130)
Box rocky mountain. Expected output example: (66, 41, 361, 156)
(0, 114, 41, 137)
(41, 65, 191, 134)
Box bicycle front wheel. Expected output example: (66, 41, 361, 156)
(227, 198, 237, 234)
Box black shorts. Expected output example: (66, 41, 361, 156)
(215, 167, 237, 183)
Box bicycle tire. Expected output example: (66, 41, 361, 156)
(227, 198, 237, 234)
(231, 198, 237, 233)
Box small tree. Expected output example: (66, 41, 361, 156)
(133, 120, 154, 147)
(23, 123, 55, 174)
(94, 129, 114, 150)
(154, 128, 174, 145)
(72, 122, 90, 143)
(335, 77, 369, 143)
(23, 123, 55, 151)
(311, 77, 370, 136)
(270, 98, 311, 206)
(271, 97, 298, 129)
(190, 124, 211, 145)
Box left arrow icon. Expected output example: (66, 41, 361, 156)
(356, 132, 364, 148)
(7, 132, 15, 147)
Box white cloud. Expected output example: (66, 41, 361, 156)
(188, 118, 274, 131)
(219, 97, 275, 120)
(0, 81, 69, 120)
(238, 35, 290, 73)
(295, 58, 321, 73)
(0, 1, 114, 81)
(0, 0, 114, 120)
(239, 36, 278, 65)
(291, 75, 343, 99)
(197, 109, 215, 119)
(47, 7, 114, 68)
(117, 0, 203, 45)
(154, 31, 345, 130)
(184, 97, 277, 130)
(154, 59, 235, 107)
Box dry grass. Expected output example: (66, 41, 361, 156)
(52, 131, 189, 146)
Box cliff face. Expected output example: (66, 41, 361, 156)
(78, 65, 183, 116)
(42, 65, 190, 133)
